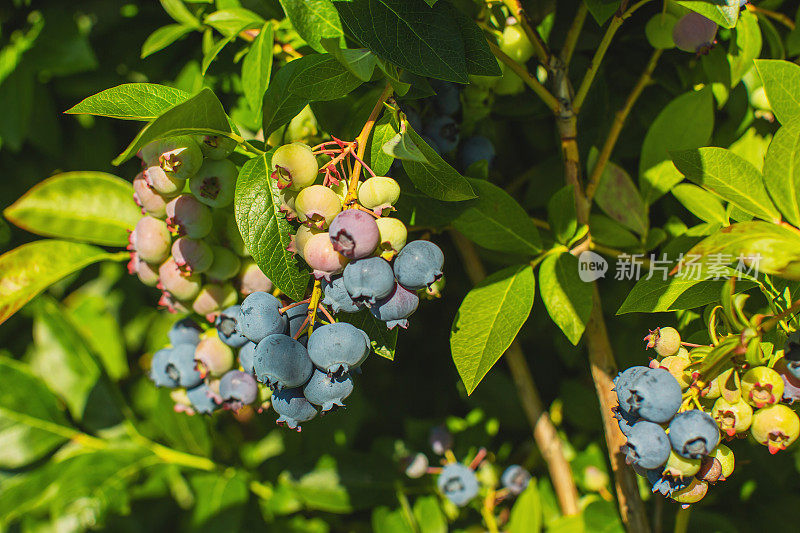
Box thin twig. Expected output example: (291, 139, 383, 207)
(560, 3, 588, 68)
(450, 230, 580, 516)
(489, 41, 560, 113)
(585, 48, 663, 202)
(748, 5, 796, 29)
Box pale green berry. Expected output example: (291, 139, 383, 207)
(709, 444, 734, 479)
(271, 142, 319, 191)
(295, 185, 342, 229)
(206, 245, 242, 281)
(751, 404, 800, 454)
(358, 177, 400, 216)
(192, 283, 238, 318)
(659, 355, 691, 389)
(375, 217, 407, 260)
(671, 478, 708, 504)
(741, 366, 784, 408)
(645, 13, 678, 49)
(197, 134, 236, 160)
(712, 397, 753, 437)
(290, 225, 323, 259)
(499, 24, 534, 63)
(646, 327, 681, 357)
(663, 450, 701, 479)
(237, 260, 273, 296)
(189, 159, 238, 208)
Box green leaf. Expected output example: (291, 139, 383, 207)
(639, 88, 714, 204)
(262, 59, 311, 138)
(452, 179, 541, 255)
(765, 117, 800, 227)
(160, 0, 202, 27)
(0, 357, 71, 469)
(64, 292, 128, 380)
(234, 154, 310, 301)
(201, 28, 244, 75)
(672, 147, 780, 222)
(539, 253, 592, 345)
(4, 172, 141, 246)
(755, 59, 800, 124)
(113, 88, 232, 165)
(401, 127, 476, 201)
(507, 481, 542, 533)
(676, 0, 739, 28)
(445, 3, 502, 77)
(729, 127, 771, 173)
(0, 240, 125, 326)
(369, 114, 396, 176)
(583, 0, 621, 26)
(189, 470, 249, 531)
(337, 309, 397, 360)
(141, 24, 194, 59)
(383, 132, 428, 163)
(321, 39, 378, 82)
(671, 183, 728, 225)
(728, 10, 761, 87)
(592, 154, 648, 235)
(334, 0, 469, 83)
(589, 214, 640, 249)
(288, 54, 363, 101)
(280, 0, 344, 53)
(151, 388, 212, 455)
(204, 8, 265, 36)
(583, 500, 624, 533)
(618, 271, 754, 314)
(65, 83, 190, 120)
(373, 507, 415, 533)
(413, 496, 446, 533)
(681, 221, 800, 280)
(451, 264, 535, 394)
(548, 185, 578, 245)
(242, 23, 274, 113)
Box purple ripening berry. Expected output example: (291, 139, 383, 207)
(328, 209, 380, 259)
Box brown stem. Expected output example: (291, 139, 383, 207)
(450, 230, 580, 516)
(502, 0, 551, 65)
(488, 42, 560, 113)
(585, 48, 662, 202)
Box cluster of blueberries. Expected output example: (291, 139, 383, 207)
(143, 136, 445, 428)
(616, 326, 800, 506)
(128, 135, 272, 316)
(402, 426, 532, 508)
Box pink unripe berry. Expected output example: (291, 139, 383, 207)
(288, 225, 323, 258)
(133, 172, 170, 218)
(751, 404, 800, 454)
(672, 12, 717, 54)
(375, 217, 407, 260)
(194, 330, 235, 378)
(741, 366, 784, 408)
(237, 260, 273, 296)
(165, 194, 213, 239)
(128, 252, 159, 287)
(172, 237, 214, 275)
(192, 283, 237, 319)
(158, 257, 202, 301)
(295, 185, 342, 229)
(129, 216, 172, 264)
(271, 142, 319, 191)
(144, 164, 185, 196)
(189, 159, 238, 208)
(329, 209, 380, 259)
(303, 232, 348, 280)
(357, 176, 400, 216)
(158, 290, 191, 314)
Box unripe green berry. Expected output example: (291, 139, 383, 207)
(749, 86, 771, 112)
(192, 282, 238, 319)
(712, 397, 753, 437)
(128, 253, 159, 287)
(144, 165, 184, 196)
(709, 444, 734, 479)
(271, 142, 319, 191)
(663, 450, 701, 479)
(751, 404, 800, 454)
(358, 177, 401, 216)
(582, 465, 609, 493)
(289, 225, 323, 259)
(206, 245, 241, 281)
(741, 366, 784, 408)
(494, 64, 525, 96)
(279, 188, 300, 220)
(375, 217, 407, 260)
(646, 327, 681, 357)
(499, 24, 534, 64)
(189, 159, 238, 208)
(172, 237, 214, 275)
(645, 13, 678, 49)
(197, 134, 236, 160)
(659, 355, 691, 389)
(165, 194, 213, 239)
(671, 478, 708, 504)
(295, 185, 342, 229)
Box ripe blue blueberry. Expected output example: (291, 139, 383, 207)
(424, 116, 460, 153)
(307, 322, 370, 374)
(302, 369, 354, 413)
(254, 334, 314, 390)
(215, 305, 249, 348)
(458, 136, 496, 172)
(622, 421, 670, 470)
(186, 383, 220, 415)
(646, 469, 690, 496)
(613, 407, 639, 437)
(343, 257, 395, 305)
(437, 463, 479, 507)
(393, 240, 444, 291)
(165, 344, 204, 389)
(615, 366, 648, 406)
(321, 276, 363, 314)
(668, 410, 720, 459)
(271, 387, 318, 430)
(501, 465, 531, 495)
(284, 302, 310, 339)
(168, 318, 201, 347)
(432, 81, 461, 116)
(618, 368, 681, 423)
(239, 291, 288, 343)
(219, 369, 258, 410)
(238, 341, 257, 375)
(151, 348, 178, 387)
(370, 283, 419, 329)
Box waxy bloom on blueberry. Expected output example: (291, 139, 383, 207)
(617, 367, 681, 423)
(239, 291, 287, 343)
(393, 240, 444, 291)
(343, 257, 395, 305)
(187, 383, 220, 415)
(321, 276, 363, 314)
(307, 322, 370, 374)
(169, 318, 202, 347)
(165, 344, 204, 389)
(501, 465, 531, 495)
(254, 333, 314, 390)
(668, 410, 720, 459)
(623, 420, 671, 470)
(437, 463, 479, 507)
(370, 283, 419, 330)
(238, 341, 257, 375)
(672, 12, 717, 54)
(303, 369, 354, 413)
(219, 369, 258, 411)
(271, 387, 318, 431)
(215, 305, 249, 348)
(150, 348, 178, 387)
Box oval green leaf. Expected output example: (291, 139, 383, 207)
(755, 59, 800, 125)
(539, 253, 592, 345)
(65, 83, 190, 121)
(4, 172, 141, 246)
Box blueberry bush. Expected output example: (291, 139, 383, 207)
(2, 0, 800, 531)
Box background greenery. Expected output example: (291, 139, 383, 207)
(2, 0, 800, 531)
